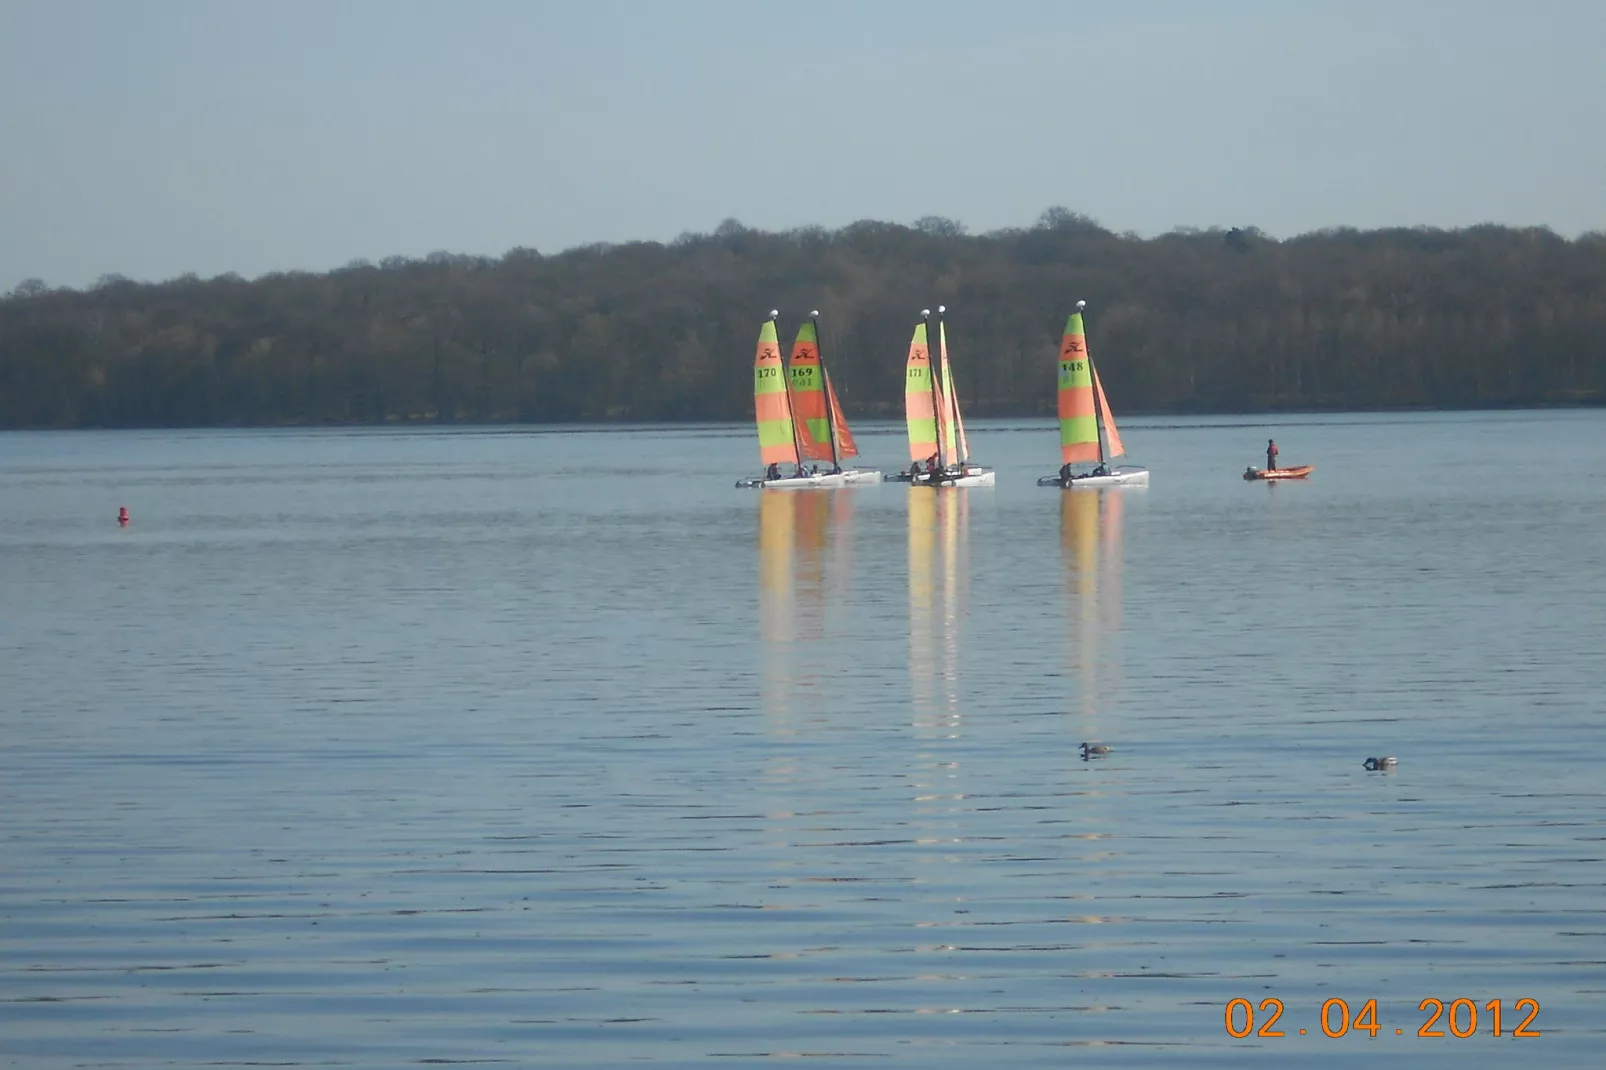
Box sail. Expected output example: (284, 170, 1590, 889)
(1092, 365, 1125, 460)
(823, 368, 859, 460)
(753, 318, 798, 466)
(935, 319, 959, 465)
(904, 322, 938, 463)
(787, 321, 834, 462)
(1057, 310, 1101, 464)
(949, 376, 971, 466)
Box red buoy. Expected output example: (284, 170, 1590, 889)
(117, 506, 130, 527)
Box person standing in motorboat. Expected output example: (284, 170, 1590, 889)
(1266, 439, 1278, 471)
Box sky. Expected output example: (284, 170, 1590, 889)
(2, 0, 1603, 290)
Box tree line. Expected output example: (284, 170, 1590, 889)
(2, 209, 1603, 429)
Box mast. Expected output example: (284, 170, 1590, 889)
(812, 310, 841, 468)
(935, 304, 968, 469)
(1090, 358, 1108, 467)
(937, 302, 944, 465)
(922, 308, 944, 468)
(776, 309, 808, 467)
(1082, 300, 1107, 467)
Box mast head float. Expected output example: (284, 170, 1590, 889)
(1076, 299, 1086, 309)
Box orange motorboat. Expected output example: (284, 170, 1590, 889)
(1243, 464, 1314, 481)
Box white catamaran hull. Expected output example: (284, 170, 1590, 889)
(737, 467, 883, 490)
(898, 465, 996, 488)
(886, 470, 996, 487)
(1037, 466, 1150, 488)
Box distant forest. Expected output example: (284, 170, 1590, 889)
(2, 209, 1604, 429)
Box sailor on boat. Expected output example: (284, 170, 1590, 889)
(1059, 461, 1108, 485)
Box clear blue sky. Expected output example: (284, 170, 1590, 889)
(3, 0, 1603, 289)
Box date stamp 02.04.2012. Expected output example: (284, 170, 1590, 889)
(1225, 997, 1541, 1039)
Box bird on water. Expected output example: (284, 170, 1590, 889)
(1363, 756, 1397, 771)
(1080, 742, 1112, 759)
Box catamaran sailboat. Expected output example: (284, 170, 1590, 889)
(1038, 301, 1149, 488)
(737, 311, 880, 489)
(886, 306, 994, 487)
(787, 312, 880, 485)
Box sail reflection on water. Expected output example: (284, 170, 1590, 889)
(757, 489, 854, 733)
(758, 490, 796, 726)
(908, 488, 969, 737)
(1061, 488, 1125, 727)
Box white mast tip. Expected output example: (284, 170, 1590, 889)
(769, 309, 779, 318)
(921, 308, 931, 317)
(810, 310, 819, 317)
(1077, 299, 1087, 309)
(938, 304, 946, 313)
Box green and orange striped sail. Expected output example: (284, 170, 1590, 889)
(788, 321, 831, 461)
(903, 320, 938, 463)
(790, 318, 861, 464)
(905, 321, 937, 462)
(754, 315, 799, 467)
(1057, 307, 1125, 465)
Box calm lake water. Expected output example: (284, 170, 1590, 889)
(2, 411, 1604, 1068)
